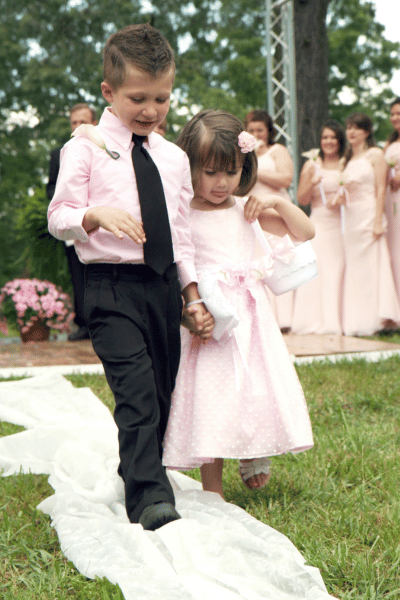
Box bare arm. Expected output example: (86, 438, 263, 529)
(368, 149, 388, 236)
(244, 195, 315, 242)
(297, 160, 320, 206)
(257, 144, 293, 190)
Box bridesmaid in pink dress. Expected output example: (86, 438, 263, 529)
(384, 97, 400, 300)
(340, 113, 400, 336)
(245, 110, 294, 331)
(292, 120, 346, 334)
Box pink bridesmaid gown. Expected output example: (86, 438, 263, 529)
(250, 146, 294, 330)
(291, 163, 345, 334)
(341, 152, 400, 336)
(384, 141, 400, 300)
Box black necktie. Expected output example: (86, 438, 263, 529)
(131, 133, 174, 274)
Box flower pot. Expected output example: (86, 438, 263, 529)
(20, 322, 50, 343)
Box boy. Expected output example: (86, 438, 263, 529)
(48, 24, 208, 531)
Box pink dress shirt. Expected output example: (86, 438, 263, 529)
(47, 108, 197, 289)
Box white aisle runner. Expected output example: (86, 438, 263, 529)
(0, 373, 337, 600)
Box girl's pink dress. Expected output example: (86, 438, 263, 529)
(341, 153, 400, 336)
(162, 198, 314, 470)
(385, 141, 400, 299)
(291, 163, 345, 334)
(250, 147, 294, 330)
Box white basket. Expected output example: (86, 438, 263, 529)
(197, 269, 239, 341)
(252, 220, 318, 295)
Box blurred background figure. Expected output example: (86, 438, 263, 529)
(46, 103, 97, 341)
(341, 112, 400, 336)
(384, 97, 400, 301)
(292, 120, 346, 334)
(245, 109, 294, 332)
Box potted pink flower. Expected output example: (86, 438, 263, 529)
(0, 278, 74, 342)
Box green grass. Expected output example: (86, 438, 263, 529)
(1, 358, 400, 599)
(0, 323, 20, 338)
(366, 331, 400, 345)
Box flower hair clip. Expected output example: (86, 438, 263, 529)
(238, 131, 257, 153)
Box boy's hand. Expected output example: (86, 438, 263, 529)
(83, 207, 146, 244)
(182, 303, 215, 344)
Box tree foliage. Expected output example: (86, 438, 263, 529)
(0, 0, 399, 284)
(328, 0, 400, 140)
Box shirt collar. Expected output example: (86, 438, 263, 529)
(99, 108, 160, 151)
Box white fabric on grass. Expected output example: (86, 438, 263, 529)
(0, 373, 337, 600)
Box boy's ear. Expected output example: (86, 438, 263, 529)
(101, 81, 114, 103)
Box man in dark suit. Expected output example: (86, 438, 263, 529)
(46, 103, 97, 341)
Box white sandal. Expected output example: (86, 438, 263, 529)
(239, 457, 271, 489)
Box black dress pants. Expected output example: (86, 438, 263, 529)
(84, 263, 182, 523)
(64, 244, 86, 328)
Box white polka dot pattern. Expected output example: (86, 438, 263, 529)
(163, 198, 314, 470)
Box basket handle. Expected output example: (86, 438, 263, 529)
(251, 219, 273, 256)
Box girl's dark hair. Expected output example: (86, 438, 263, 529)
(176, 109, 258, 196)
(387, 97, 400, 144)
(344, 112, 376, 165)
(244, 109, 277, 145)
(319, 119, 346, 159)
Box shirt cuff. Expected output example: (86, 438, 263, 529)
(50, 208, 91, 243)
(177, 261, 198, 290)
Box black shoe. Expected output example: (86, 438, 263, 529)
(67, 326, 90, 341)
(138, 502, 181, 531)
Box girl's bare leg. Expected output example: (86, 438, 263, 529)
(200, 458, 225, 499)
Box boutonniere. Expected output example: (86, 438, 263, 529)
(71, 124, 120, 159)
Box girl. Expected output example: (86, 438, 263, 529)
(340, 112, 400, 336)
(384, 97, 400, 300)
(292, 120, 346, 334)
(162, 110, 315, 498)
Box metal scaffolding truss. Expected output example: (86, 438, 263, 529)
(265, 0, 298, 199)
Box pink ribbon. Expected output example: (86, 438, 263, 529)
(223, 265, 261, 289)
(267, 235, 297, 264)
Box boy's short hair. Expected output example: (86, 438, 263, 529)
(103, 23, 175, 90)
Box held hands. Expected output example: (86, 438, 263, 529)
(182, 302, 215, 344)
(83, 206, 146, 244)
(243, 195, 278, 223)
